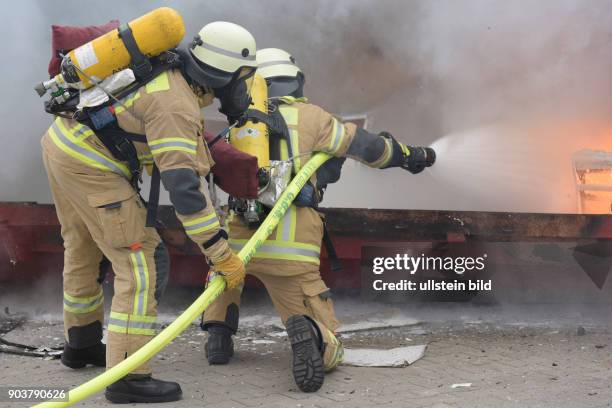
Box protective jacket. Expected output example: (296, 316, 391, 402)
(43, 69, 230, 263)
(227, 97, 357, 274)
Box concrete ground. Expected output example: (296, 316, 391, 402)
(1, 289, 611, 408)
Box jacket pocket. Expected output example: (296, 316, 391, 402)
(87, 187, 146, 248)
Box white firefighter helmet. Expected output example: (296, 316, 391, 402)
(256, 48, 304, 97)
(185, 21, 257, 89)
(256, 48, 302, 80)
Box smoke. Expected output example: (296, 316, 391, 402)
(1, 0, 612, 213)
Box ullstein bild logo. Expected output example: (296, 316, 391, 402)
(372, 253, 488, 275)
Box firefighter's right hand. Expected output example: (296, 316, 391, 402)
(213, 251, 246, 289)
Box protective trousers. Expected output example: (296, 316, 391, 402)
(42, 141, 169, 374)
(203, 262, 344, 371)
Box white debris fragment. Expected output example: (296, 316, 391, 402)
(451, 216, 465, 226)
(252, 339, 276, 345)
(451, 383, 472, 389)
(342, 345, 426, 367)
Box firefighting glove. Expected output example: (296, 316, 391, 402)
(380, 132, 436, 174)
(212, 251, 246, 290)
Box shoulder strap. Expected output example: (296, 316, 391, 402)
(93, 126, 160, 228)
(118, 23, 152, 79)
(93, 126, 143, 188)
(243, 106, 293, 165)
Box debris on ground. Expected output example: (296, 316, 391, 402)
(2, 311, 612, 407)
(451, 383, 472, 389)
(342, 345, 427, 367)
(0, 336, 63, 358)
(270, 316, 420, 334)
(251, 339, 276, 344)
(0, 312, 62, 358)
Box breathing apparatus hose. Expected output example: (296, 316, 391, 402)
(33, 152, 332, 408)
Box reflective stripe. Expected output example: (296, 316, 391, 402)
(379, 137, 394, 168)
(279, 106, 301, 170)
(325, 332, 344, 370)
(279, 106, 298, 126)
(114, 91, 141, 114)
(129, 250, 149, 316)
(138, 153, 154, 164)
(201, 41, 256, 61)
(290, 129, 301, 171)
(279, 139, 289, 161)
(276, 204, 296, 241)
(229, 239, 320, 265)
(328, 118, 345, 155)
(149, 137, 197, 156)
(279, 96, 308, 105)
(108, 311, 158, 336)
(257, 60, 296, 69)
(63, 290, 103, 314)
(48, 118, 131, 178)
(182, 213, 220, 236)
(71, 123, 94, 141)
(110, 311, 157, 322)
(145, 72, 170, 93)
(149, 137, 198, 147)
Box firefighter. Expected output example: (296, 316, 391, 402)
(202, 48, 435, 392)
(41, 22, 256, 403)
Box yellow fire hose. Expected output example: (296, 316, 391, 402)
(34, 152, 332, 408)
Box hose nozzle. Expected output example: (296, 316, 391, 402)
(424, 147, 436, 167)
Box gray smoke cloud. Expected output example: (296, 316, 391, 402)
(1, 0, 611, 213)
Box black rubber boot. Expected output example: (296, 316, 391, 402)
(105, 374, 182, 404)
(61, 342, 106, 369)
(205, 324, 234, 365)
(286, 315, 325, 392)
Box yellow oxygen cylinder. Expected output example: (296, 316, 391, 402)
(56, 7, 185, 89)
(229, 74, 270, 169)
